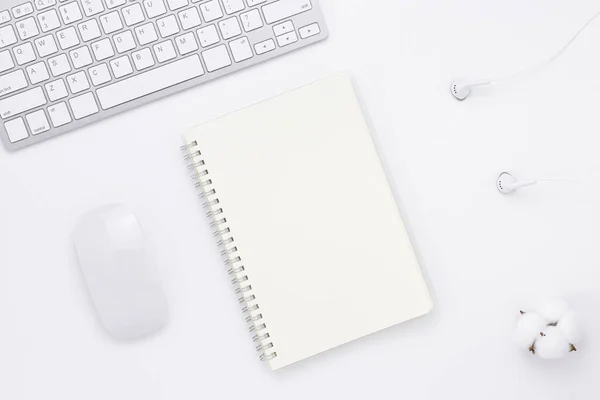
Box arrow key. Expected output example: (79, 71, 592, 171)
(276, 31, 297, 47)
(299, 23, 320, 39)
(254, 38, 275, 55)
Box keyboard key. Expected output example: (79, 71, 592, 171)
(273, 20, 293, 36)
(45, 79, 69, 100)
(247, 0, 266, 5)
(114, 31, 136, 53)
(157, 15, 179, 37)
(276, 30, 297, 47)
(132, 48, 154, 70)
(34, 35, 59, 57)
(0, 11, 11, 25)
(178, 8, 201, 29)
(57, 26, 80, 49)
(97, 55, 204, 109)
(59, 2, 83, 24)
(202, 44, 231, 72)
(16, 17, 39, 40)
(110, 55, 133, 78)
(12, 3, 34, 19)
(13, 42, 36, 65)
(67, 71, 89, 93)
(69, 46, 93, 68)
(254, 38, 274, 55)
(262, 0, 312, 24)
(26, 61, 50, 84)
(240, 9, 263, 32)
(100, 11, 123, 33)
(197, 25, 219, 47)
(4, 118, 28, 142)
(200, 0, 223, 22)
(78, 19, 102, 41)
(88, 63, 111, 85)
(218, 17, 241, 39)
(82, 0, 105, 17)
(106, 0, 127, 9)
(0, 50, 14, 72)
(135, 23, 158, 45)
(35, 0, 57, 11)
(175, 32, 197, 55)
(38, 10, 61, 32)
(222, 0, 244, 15)
(166, 0, 188, 11)
(0, 70, 28, 97)
(229, 37, 252, 62)
(91, 38, 114, 60)
(122, 3, 145, 26)
(153, 40, 176, 62)
(0, 87, 46, 119)
(299, 22, 320, 39)
(48, 102, 71, 127)
(48, 54, 71, 75)
(0, 26, 18, 49)
(26, 109, 50, 134)
(144, 0, 167, 18)
(69, 92, 98, 119)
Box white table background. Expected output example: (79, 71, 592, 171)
(2, 0, 600, 398)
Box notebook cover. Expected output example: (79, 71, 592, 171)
(183, 73, 432, 370)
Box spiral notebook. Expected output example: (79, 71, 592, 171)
(182, 73, 432, 370)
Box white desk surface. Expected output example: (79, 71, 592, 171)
(2, 0, 600, 398)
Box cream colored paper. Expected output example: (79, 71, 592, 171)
(183, 73, 432, 370)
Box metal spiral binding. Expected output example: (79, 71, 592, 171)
(181, 141, 277, 363)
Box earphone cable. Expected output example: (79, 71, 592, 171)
(536, 178, 600, 190)
(489, 9, 600, 85)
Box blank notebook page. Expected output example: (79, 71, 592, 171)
(183, 73, 432, 370)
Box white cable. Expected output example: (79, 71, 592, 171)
(488, 9, 600, 85)
(536, 178, 600, 190)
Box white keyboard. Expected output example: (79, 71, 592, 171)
(0, 0, 327, 151)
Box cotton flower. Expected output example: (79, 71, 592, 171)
(537, 298, 569, 322)
(559, 311, 583, 344)
(515, 299, 581, 359)
(535, 326, 572, 359)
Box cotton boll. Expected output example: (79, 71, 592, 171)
(537, 298, 569, 322)
(515, 312, 548, 350)
(514, 300, 581, 360)
(558, 311, 582, 345)
(535, 327, 572, 359)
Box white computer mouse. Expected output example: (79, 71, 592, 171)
(73, 204, 168, 340)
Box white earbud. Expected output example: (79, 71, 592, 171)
(496, 172, 537, 194)
(450, 79, 492, 101)
(496, 172, 600, 194)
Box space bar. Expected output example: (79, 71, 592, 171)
(97, 55, 205, 110)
